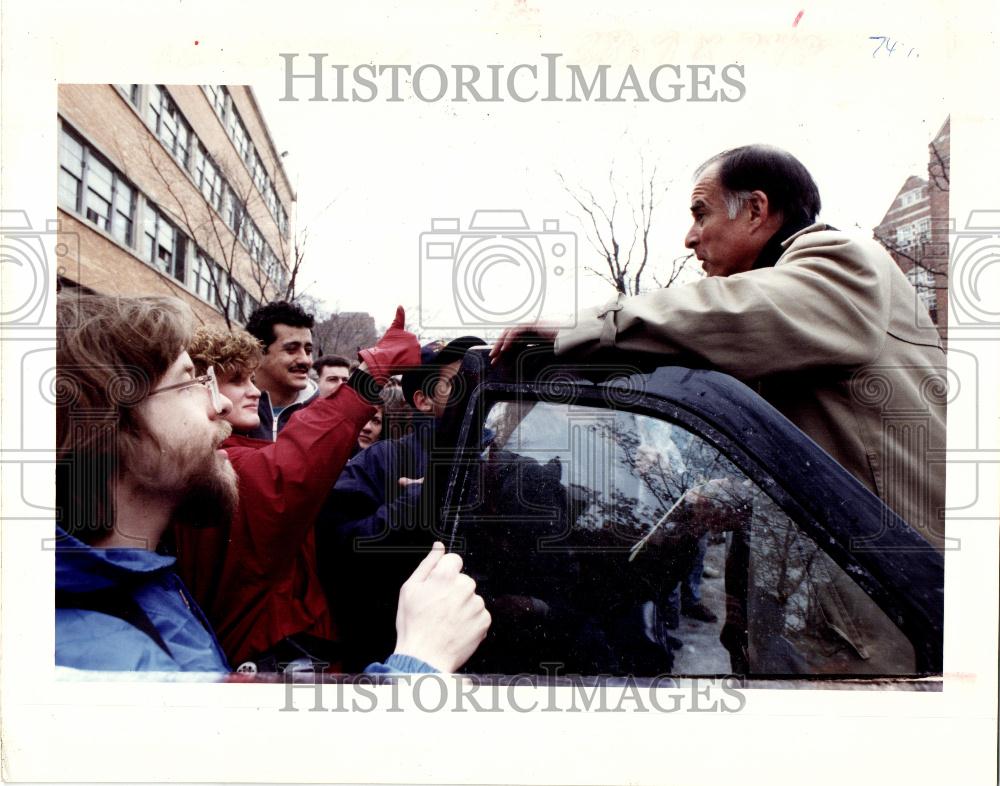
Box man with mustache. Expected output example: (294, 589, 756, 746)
(243, 300, 318, 442)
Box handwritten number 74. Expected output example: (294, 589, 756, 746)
(870, 36, 918, 58)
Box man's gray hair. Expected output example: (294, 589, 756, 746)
(722, 189, 754, 219)
(694, 144, 822, 224)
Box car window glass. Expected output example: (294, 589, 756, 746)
(457, 400, 915, 678)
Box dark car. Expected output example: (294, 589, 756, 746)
(344, 346, 944, 683)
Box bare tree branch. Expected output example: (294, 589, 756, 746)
(652, 253, 695, 290)
(928, 140, 950, 192)
(873, 230, 949, 289)
(123, 136, 306, 331)
(559, 156, 685, 297)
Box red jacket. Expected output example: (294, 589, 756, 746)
(173, 387, 374, 666)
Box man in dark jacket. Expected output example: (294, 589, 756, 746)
(317, 336, 485, 670)
(244, 300, 319, 441)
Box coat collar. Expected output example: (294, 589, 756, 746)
(55, 527, 175, 593)
(753, 218, 824, 270)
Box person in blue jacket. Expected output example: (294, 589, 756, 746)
(54, 293, 489, 674)
(316, 336, 485, 671)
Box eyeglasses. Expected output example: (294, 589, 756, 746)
(148, 366, 224, 414)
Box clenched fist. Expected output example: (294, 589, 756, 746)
(392, 542, 491, 673)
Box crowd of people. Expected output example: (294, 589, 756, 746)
(54, 144, 945, 676)
(55, 299, 490, 673)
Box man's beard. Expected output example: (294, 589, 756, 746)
(134, 424, 239, 530)
(170, 452, 239, 530)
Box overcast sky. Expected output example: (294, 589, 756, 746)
(255, 27, 947, 339)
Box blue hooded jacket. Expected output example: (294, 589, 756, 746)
(55, 528, 230, 672)
(55, 528, 435, 675)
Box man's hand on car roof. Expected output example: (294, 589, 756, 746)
(489, 322, 559, 364)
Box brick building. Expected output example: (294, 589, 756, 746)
(57, 84, 295, 327)
(873, 117, 950, 344)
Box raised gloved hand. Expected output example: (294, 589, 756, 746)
(358, 306, 420, 385)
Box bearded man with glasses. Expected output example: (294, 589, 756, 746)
(55, 294, 238, 671)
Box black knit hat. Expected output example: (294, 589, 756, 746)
(401, 336, 484, 406)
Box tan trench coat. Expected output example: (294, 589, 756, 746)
(556, 223, 947, 550)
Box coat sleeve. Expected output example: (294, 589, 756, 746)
(321, 443, 425, 548)
(555, 231, 892, 380)
(226, 388, 375, 579)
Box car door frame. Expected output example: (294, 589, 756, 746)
(431, 349, 944, 676)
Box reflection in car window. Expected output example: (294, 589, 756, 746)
(459, 400, 917, 678)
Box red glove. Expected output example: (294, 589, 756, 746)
(358, 306, 420, 384)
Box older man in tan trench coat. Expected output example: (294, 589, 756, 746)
(493, 145, 946, 674)
(495, 144, 946, 549)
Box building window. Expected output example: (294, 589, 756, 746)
(58, 126, 136, 245)
(898, 218, 931, 248)
(213, 267, 234, 315)
(264, 184, 277, 218)
(116, 84, 140, 106)
(193, 144, 225, 211)
(83, 156, 114, 230)
(147, 85, 193, 168)
(215, 87, 288, 235)
(229, 281, 248, 323)
(143, 204, 187, 282)
(223, 188, 244, 235)
(192, 249, 252, 322)
(190, 250, 217, 303)
(263, 248, 287, 292)
(58, 129, 84, 211)
(110, 180, 136, 246)
(205, 84, 228, 121)
(252, 152, 267, 191)
(907, 267, 937, 320)
(243, 220, 263, 262)
(899, 187, 926, 208)
(228, 111, 251, 162)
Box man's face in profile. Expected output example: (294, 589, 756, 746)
(684, 165, 759, 278)
(131, 351, 238, 531)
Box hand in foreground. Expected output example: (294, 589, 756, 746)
(393, 542, 491, 673)
(358, 306, 421, 384)
(488, 322, 559, 364)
